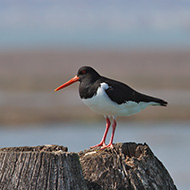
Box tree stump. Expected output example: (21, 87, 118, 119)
(79, 142, 177, 190)
(0, 145, 88, 190)
(0, 143, 177, 190)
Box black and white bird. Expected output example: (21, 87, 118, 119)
(55, 66, 167, 149)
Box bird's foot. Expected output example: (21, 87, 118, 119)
(100, 143, 114, 150)
(90, 142, 106, 149)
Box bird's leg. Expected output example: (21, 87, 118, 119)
(90, 116, 111, 149)
(101, 118, 117, 149)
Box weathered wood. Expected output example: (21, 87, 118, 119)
(0, 145, 87, 190)
(0, 143, 177, 190)
(79, 142, 177, 190)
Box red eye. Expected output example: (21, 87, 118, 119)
(81, 70, 86, 74)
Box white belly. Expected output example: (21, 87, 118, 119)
(81, 83, 156, 117)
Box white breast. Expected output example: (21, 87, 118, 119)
(81, 82, 156, 117)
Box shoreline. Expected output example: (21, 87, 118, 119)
(1, 49, 189, 124)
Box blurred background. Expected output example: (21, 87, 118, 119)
(0, 0, 190, 189)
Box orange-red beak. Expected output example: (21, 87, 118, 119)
(54, 75, 79, 91)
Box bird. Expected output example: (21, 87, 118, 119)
(54, 66, 167, 149)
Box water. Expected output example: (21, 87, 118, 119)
(1, 1, 190, 49)
(0, 122, 189, 190)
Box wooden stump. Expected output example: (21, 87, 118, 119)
(0, 143, 177, 190)
(79, 142, 177, 190)
(0, 145, 88, 190)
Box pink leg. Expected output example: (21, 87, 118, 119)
(90, 117, 111, 149)
(101, 118, 117, 149)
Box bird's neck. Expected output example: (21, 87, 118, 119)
(79, 78, 100, 99)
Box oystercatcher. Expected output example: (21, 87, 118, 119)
(55, 66, 167, 149)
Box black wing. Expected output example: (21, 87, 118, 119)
(102, 77, 167, 106)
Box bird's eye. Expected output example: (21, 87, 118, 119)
(81, 70, 86, 74)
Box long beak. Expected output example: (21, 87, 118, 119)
(54, 75, 79, 91)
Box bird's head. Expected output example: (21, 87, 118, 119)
(54, 66, 100, 91)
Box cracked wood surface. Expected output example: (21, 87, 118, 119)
(0, 145, 87, 190)
(79, 143, 177, 190)
(0, 143, 177, 190)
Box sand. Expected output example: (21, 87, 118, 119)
(0, 48, 190, 124)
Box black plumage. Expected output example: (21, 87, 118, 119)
(78, 66, 167, 106)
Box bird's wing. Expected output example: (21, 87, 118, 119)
(102, 77, 167, 106)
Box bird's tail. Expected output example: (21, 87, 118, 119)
(150, 97, 168, 107)
(156, 99, 168, 106)
(139, 93, 168, 107)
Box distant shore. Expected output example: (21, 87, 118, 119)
(1, 49, 190, 124)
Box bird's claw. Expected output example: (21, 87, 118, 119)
(90, 142, 106, 149)
(100, 143, 114, 150)
(90, 143, 114, 150)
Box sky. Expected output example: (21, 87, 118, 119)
(0, 0, 190, 49)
